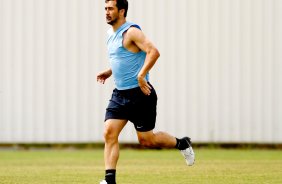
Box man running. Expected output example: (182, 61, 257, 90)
(97, 1, 195, 183)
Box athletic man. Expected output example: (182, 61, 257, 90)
(97, 1, 195, 183)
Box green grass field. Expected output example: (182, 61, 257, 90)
(0, 148, 281, 184)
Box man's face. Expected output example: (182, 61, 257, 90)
(105, 1, 119, 25)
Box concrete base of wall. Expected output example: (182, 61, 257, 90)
(0, 143, 281, 150)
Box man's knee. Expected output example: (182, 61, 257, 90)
(138, 136, 156, 148)
(103, 119, 127, 144)
(104, 126, 118, 143)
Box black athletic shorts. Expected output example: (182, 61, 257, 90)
(105, 83, 157, 132)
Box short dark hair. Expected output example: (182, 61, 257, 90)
(105, 0, 128, 17)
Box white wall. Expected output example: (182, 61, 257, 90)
(0, 0, 281, 143)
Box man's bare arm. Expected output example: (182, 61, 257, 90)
(126, 27, 160, 95)
(97, 68, 112, 84)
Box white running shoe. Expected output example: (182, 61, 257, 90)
(180, 137, 195, 166)
(100, 180, 107, 184)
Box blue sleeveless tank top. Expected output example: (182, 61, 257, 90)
(107, 22, 149, 90)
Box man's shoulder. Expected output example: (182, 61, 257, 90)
(124, 22, 142, 36)
(126, 22, 141, 30)
(125, 26, 143, 40)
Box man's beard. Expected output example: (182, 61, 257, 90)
(107, 17, 118, 25)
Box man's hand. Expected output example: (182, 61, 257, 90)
(137, 76, 151, 95)
(97, 69, 112, 84)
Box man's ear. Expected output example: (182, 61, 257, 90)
(119, 9, 125, 17)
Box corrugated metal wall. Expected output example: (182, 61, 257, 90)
(0, 0, 281, 143)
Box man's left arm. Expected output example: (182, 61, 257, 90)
(127, 27, 160, 95)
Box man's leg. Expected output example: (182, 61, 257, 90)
(103, 119, 127, 184)
(136, 130, 195, 166)
(136, 130, 176, 148)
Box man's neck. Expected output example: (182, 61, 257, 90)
(112, 19, 126, 32)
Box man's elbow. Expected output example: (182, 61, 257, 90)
(154, 48, 160, 59)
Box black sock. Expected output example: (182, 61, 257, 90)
(105, 169, 116, 184)
(175, 137, 190, 150)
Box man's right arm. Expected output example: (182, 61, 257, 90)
(97, 69, 112, 84)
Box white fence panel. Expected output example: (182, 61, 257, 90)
(0, 0, 281, 143)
